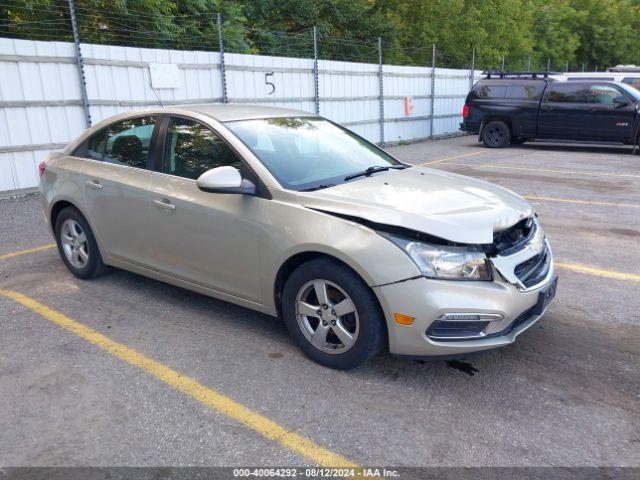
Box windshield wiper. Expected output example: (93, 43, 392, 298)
(300, 183, 336, 192)
(344, 164, 407, 182)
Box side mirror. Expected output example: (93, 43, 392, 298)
(196, 166, 256, 195)
(612, 95, 630, 108)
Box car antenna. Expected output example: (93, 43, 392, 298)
(149, 81, 164, 107)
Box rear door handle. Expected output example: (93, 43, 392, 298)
(86, 179, 103, 190)
(153, 199, 176, 211)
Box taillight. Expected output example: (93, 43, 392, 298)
(38, 161, 46, 176)
(462, 104, 470, 119)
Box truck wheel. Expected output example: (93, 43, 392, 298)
(511, 136, 527, 145)
(482, 121, 511, 148)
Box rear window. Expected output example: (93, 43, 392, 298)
(546, 83, 589, 103)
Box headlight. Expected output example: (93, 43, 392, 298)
(381, 233, 492, 281)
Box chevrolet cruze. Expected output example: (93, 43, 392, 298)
(40, 105, 557, 369)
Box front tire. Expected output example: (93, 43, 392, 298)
(54, 207, 109, 279)
(482, 121, 511, 148)
(282, 258, 384, 370)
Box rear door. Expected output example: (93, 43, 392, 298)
(587, 84, 636, 141)
(80, 115, 159, 265)
(538, 82, 591, 139)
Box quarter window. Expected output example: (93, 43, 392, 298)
(163, 117, 241, 180)
(103, 116, 156, 169)
(546, 84, 589, 103)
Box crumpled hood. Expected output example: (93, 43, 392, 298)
(297, 166, 533, 244)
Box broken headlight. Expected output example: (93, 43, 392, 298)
(382, 233, 492, 281)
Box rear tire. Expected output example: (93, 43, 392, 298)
(282, 258, 384, 370)
(482, 121, 511, 148)
(54, 207, 109, 279)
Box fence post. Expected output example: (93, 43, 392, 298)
(67, 0, 91, 127)
(469, 47, 476, 91)
(217, 13, 228, 103)
(377, 37, 384, 146)
(547, 58, 551, 72)
(429, 44, 436, 139)
(312, 26, 319, 115)
(501, 55, 505, 71)
(565, 60, 569, 72)
(528, 55, 531, 71)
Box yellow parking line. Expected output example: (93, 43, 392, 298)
(0, 243, 56, 261)
(0, 289, 357, 468)
(523, 195, 640, 209)
(442, 163, 640, 179)
(421, 150, 484, 165)
(555, 262, 640, 283)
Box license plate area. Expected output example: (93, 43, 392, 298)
(533, 276, 558, 315)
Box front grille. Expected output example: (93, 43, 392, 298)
(491, 218, 535, 255)
(514, 243, 551, 288)
(426, 320, 490, 339)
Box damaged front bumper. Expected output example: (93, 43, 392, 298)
(372, 257, 557, 358)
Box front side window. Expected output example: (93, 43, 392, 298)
(589, 85, 622, 104)
(104, 116, 156, 169)
(546, 84, 589, 103)
(225, 117, 401, 191)
(163, 117, 241, 180)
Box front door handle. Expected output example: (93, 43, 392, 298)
(153, 199, 176, 211)
(86, 179, 103, 190)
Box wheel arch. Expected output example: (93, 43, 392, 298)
(49, 199, 107, 261)
(273, 251, 389, 349)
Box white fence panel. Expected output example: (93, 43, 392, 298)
(0, 37, 479, 195)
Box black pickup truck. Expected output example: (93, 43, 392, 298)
(460, 72, 640, 151)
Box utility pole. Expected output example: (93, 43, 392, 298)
(217, 13, 228, 103)
(501, 55, 505, 71)
(429, 44, 436, 139)
(67, 0, 91, 127)
(528, 55, 531, 71)
(377, 37, 384, 146)
(469, 47, 475, 91)
(312, 27, 319, 115)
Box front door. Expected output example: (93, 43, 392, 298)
(146, 116, 263, 302)
(586, 84, 636, 141)
(81, 116, 158, 265)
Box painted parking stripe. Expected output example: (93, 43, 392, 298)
(440, 163, 640, 179)
(0, 243, 56, 261)
(0, 289, 358, 468)
(523, 195, 640, 209)
(421, 150, 484, 165)
(555, 262, 640, 283)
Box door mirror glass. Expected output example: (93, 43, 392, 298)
(612, 95, 630, 107)
(196, 166, 255, 195)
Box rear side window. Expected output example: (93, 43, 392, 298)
(546, 84, 589, 103)
(474, 84, 507, 99)
(163, 117, 241, 180)
(103, 116, 156, 169)
(505, 84, 543, 100)
(73, 129, 107, 160)
(622, 77, 640, 91)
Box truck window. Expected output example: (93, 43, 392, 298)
(505, 84, 542, 100)
(546, 84, 589, 103)
(589, 85, 622, 104)
(475, 84, 507, 99)
(622, 77, 640, 91)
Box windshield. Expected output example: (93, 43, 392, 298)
(224, 117, 401, 191)
(619, 82, 640, 100)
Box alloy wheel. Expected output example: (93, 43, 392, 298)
(60, 219, 90, 269)
(295, 279, 360, 354)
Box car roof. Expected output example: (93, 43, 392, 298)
(178, 103, 313, 122)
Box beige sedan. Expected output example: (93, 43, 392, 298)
(40, 105, 557, 369)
